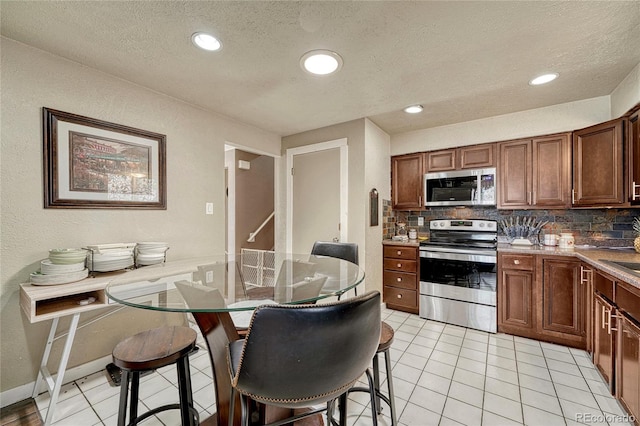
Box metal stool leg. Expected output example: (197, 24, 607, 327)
(373, 353, 382, 414)
(129, 371, 140, 424)
(176, 356, 197, 425)
(383, 349, 397, 426)
(117, 370, 130, 426)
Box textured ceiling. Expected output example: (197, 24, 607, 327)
(1, 1, 639, 137)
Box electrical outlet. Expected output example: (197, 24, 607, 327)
(205, 202, 214, 215)
(206, 271, 213, 283)
(418, 217, 424, 226)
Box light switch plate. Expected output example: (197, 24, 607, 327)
(205, 202, 214, 215)
(418, 217, 424, 226)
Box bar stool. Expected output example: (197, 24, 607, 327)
(348, 321, 397, 425)
(112, 326, 198, 426)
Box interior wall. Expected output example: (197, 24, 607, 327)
(363, 119, 391, 295)
(391, 96, 611, 155)
(280, 119, 367, 276)
(0, 38, 281, 393)
(611, 62, 640, 118)
(234, 151, 275, 253)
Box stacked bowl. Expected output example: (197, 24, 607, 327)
(136, 242, 169, 266)
(30, 249, 89, 285)
(87, 243, 135, 272)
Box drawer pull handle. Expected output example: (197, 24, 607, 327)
(397, 277, 402, 282)
(397, 263, 402, 268)
(397, 294, 402, 299)
(513, 259, 520, 265)
(397, 250, 402, 255)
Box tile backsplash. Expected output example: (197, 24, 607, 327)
(382, 203, 639, 247)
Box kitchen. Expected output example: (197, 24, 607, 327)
(2, 2, 640, 425)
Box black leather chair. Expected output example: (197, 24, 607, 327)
(227, 291, 381, 426)
(311, 241, 358, 266)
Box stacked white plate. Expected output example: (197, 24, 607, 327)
(48, 248, 88, 265)
(31, 257, 88, 286)
(86, 243, 135, 272)
(136, 242, 169, 266)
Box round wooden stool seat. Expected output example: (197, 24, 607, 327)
(378, 321, 394, 353)
(113, 326, 198, 426)
(113, 326, 196, 371)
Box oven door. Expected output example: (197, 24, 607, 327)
(419, 249, 497, 332)
(419, 249, 497, 305)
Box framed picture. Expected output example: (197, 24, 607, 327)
(43, 108, 166, 209)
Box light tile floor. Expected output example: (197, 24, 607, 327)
(36, 307, 634, 426)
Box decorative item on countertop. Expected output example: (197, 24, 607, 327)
(392, 222, 409, 242)
(558, 233, 575, 249)
(408, 228, 418, 240)
(499, 217, 548, 246)
(634, 217, 640, 253)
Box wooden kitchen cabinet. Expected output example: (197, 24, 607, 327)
(382, 244, 419, 314)
(391, 153, 424, 210)
(498, 253, 536, 338)
(573, 118, 625, 206)
(426, 143, 495, 172)
(581, 264, 595, 354)
(594, 292, 616, 391)
(497, 133, 571, 209)
(540, 257, 585, 347)
(618, 315, 640, 423)
(628, 109, 640, 205)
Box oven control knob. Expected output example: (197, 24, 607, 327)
(479, 223, 485, 228)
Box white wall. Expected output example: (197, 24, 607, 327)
(0, 38, 280, 393)
(391, 96, 611, 155)
(611, 62, 640, 118)
(364, 119, 391, 295)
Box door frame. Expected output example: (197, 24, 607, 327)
(286, 138, 348, 253)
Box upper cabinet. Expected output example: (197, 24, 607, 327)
(498, 133, 571, 209)
(628, 109, 639, 205)
(426, 144, 495, 172)
(391, 153, 424, 210)
(572, 118, 625, 207)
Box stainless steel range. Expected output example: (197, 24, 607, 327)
(419, 219, 497, 333)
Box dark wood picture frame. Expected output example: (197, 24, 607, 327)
(43, 108, 167, 209)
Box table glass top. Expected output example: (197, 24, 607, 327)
(105, 254, 365, 313)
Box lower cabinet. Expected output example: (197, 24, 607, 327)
(382, 244, 419, 314)
(594, 292, 616, 390)
(498, 253, 587, 348)
(618, 315, 640, 420)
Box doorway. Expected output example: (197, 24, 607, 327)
(286, 138, 348, 254)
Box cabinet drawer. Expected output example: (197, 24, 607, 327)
(383, 246, 417, 260)
(383, 259, 417, 273)
(500, 254, 534, 271)
(383, 270, 416, 290)
(383, 286, 417, 309)
(617, 281, 640, 323)
(594, 271, 615, 302)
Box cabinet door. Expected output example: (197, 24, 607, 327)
(542, 258, 584, 339)
(581, 265, 594, 354)
(426, 149, 456, 172)
(391, 153, 423, 210)
(617, 315, 640, 422)
(498, 268, 535, 332)
(532, 134, 571, 207)
(573, 119, 625, 206)
(498, 140, 531, 208)
(459, 144, 495, 169)
(628, 111, 640, 204)
(594, 294, 615, 392)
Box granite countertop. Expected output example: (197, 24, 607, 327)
(382, 239, 421, 247)
(497, 243, 640, 289)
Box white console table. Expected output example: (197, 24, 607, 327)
(19, 259, 210, 426)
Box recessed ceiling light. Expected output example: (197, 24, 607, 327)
(529, 73, 558, 86)
(191, 32, 222, 51)
(300, 50, 343, 75)
(403, 105, 423, 114)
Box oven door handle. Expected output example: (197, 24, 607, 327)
(420, 248, 497, 264)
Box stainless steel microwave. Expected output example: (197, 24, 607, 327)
(424, 168, 496, 207)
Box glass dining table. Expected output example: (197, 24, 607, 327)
(105, 253, 365, 425)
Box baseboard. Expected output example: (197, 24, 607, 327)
(0, 354, 112, 408)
